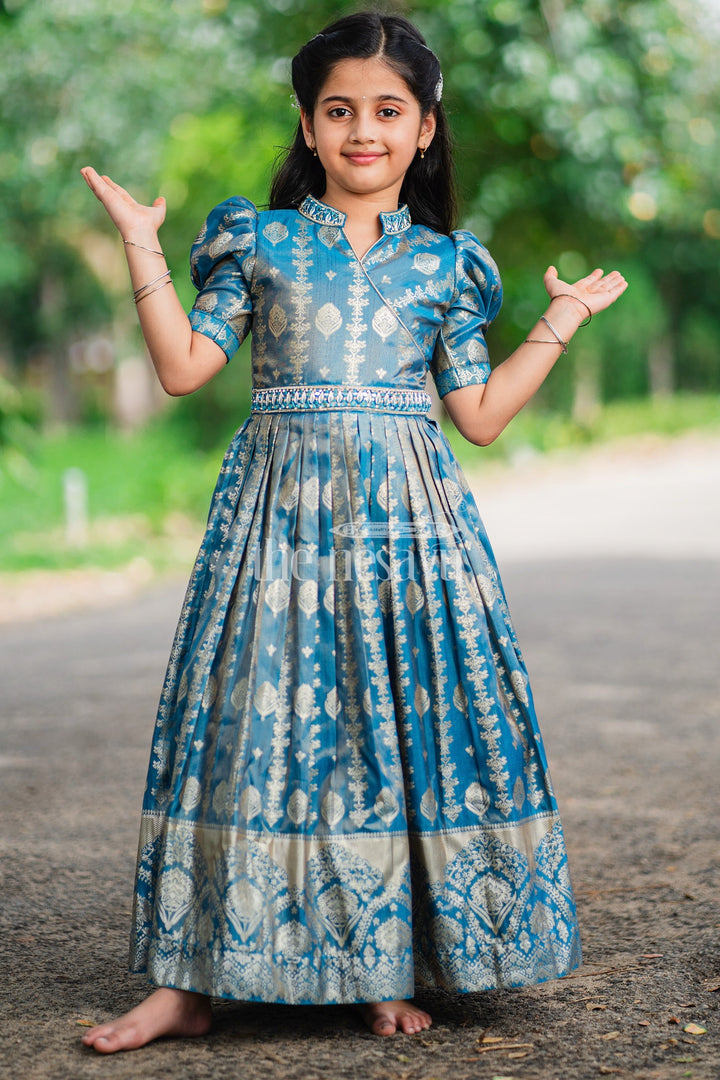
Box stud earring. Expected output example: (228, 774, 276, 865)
(419, 145, 426, 160)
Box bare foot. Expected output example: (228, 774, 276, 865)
(354, 999, 432, 1036)
(80, 987, 212, 1054)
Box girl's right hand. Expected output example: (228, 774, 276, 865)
(80, 166, 166, 242)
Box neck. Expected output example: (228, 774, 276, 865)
(320, 181, 403, 223)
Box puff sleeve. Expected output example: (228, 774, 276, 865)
(430, 230, 503, 398)
(188, 196, 258, 361)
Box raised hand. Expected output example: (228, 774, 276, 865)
(544, 264, 628, 318)
(80, 166, 166, 242)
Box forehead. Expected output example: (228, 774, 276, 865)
(319, 57, 414, 101)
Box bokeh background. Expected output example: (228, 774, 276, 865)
(1, 0, 719, 586)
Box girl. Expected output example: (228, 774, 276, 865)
(80, 10, 627, 1054)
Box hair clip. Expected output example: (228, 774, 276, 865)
(291, 93, 301, 110)
(435, 74, 443, 102)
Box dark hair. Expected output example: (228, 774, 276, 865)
(269, 11, 457, 235)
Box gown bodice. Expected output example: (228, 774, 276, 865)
(188, 194, 502, 402)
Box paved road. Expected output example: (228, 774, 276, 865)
(1, 438, 719, 1079)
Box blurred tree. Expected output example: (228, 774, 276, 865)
(412, 0, 720, 404)
(0, 0, 256, 423)
(0, 0, 718, 438)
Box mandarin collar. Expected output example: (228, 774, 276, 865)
(298, 194, 412, 234)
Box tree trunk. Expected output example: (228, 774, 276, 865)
(647, 337, 674, 398)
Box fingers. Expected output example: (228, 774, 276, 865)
(575, 268, 604, 288)
(575, 268, 627, 293)
(81, 167, 121, 202)
(592, 270, 628, 293)
(80, 166, 102, 192)
(102, 174, 131, 197)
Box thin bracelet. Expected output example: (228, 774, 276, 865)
(133, 269, 170, 302)
(538, 314, 569, 353)
(134, 274, 172, 305)
(124, 238, 165, 256)
(525, 338, 564, 349)
(134, 277, 172, 305)
(552, 292, 592, 327)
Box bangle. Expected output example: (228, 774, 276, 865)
(535, 315, 569, 353)
(135, 278, 172, 304)
(553, 292, 592, 327)
(124, 238, 165, 256)
(133, 270, 172, 304)
(133, 269, 170, 300)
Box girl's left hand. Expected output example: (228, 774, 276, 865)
(544, 265, 628, 317)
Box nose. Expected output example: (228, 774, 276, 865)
(349, 108, 376, 143)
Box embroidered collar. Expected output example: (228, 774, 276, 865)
(298, 194, 412, 234)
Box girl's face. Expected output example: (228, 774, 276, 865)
(301, 57, 436, 208)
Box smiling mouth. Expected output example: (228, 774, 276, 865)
(344, 152, 384, 164)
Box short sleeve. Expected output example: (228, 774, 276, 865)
(188, 196, 258, 361)
(430, 230, 503, 398)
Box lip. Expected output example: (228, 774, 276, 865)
(344, 152, 384, 165)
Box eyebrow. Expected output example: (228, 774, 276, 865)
(319, 94, 409, 106)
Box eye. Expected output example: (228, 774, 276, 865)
(378, 107, 400, 118)
(328, 107, 352, 118)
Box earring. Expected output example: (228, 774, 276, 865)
(310, 144, 317, 157)
(419, 145, 426, 160)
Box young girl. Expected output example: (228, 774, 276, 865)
(80, 11, 626, 1053)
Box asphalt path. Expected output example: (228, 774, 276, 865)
(1, 435, 719, 1079)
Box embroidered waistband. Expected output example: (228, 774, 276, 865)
(251, 385, 432, 415)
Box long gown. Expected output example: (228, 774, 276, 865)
(128, 193, 582, 1004)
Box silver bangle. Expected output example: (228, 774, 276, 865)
(553, 292, 592, 327)
(124, 238, 165, 256)
(133, 271, 172, 304)
(538, 315, 569, 354)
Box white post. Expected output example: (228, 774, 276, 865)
(63, 467, 88, 548)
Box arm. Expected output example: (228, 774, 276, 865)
(442, 265, 628, 446)
(81, 167, 227, 396)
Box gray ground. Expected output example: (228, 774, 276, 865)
(1, 435, 719, 1079)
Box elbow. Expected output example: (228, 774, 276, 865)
(462, 423, 502, 447)
(159, 374, 197, 397)
(476, 425, 504, 446)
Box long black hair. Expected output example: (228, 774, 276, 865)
(269, 11, 457, 235)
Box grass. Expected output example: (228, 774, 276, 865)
(1, 392, 718, 575)
(0, 423, 224, 574)
(443, 391, 720, 471)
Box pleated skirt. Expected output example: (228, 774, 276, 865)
(129, 405, 582, 1003)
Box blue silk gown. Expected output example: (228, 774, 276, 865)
(128, 193, 582, 1004)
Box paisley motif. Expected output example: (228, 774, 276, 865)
(263, 222, 289, 246)
(315, 303, 343, 340)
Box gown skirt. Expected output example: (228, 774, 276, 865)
(128, 390, 582, 1005)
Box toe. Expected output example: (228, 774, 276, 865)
(373, 1015, 397, 1036)
(91, 1033, 123, 1054)
(398, 1008, 432, 1034)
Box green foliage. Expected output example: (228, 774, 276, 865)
(0, 420, 223, 571)
(444, 390, 720, 471)
(0, 374, 42, 486)
(2, 394, 717, 573)
(0, 0, 719, 433)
